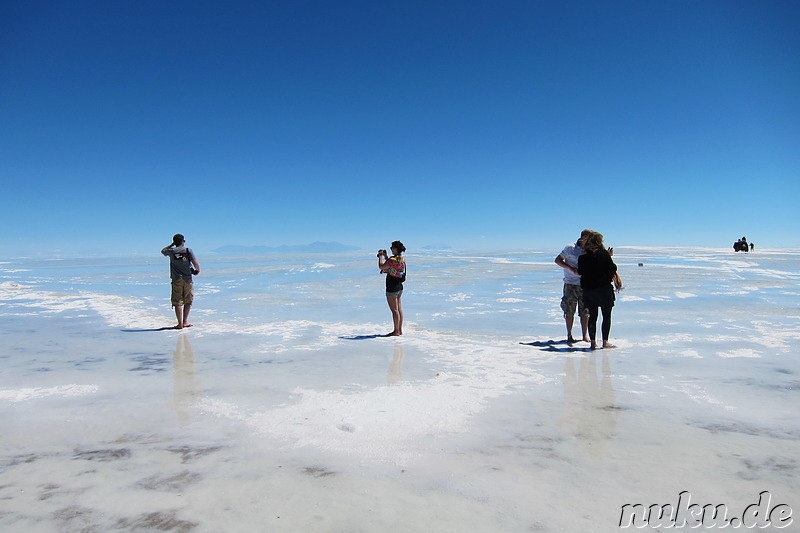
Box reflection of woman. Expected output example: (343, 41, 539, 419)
(378, 241, 406, 336)
(560, 353, 620, 457)
(578, 231, 618, 349)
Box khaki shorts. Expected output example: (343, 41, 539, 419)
(171, 278, 194, 307)
(560, 283, 588, 318)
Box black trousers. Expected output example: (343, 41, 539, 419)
(583, 285, 615, 342)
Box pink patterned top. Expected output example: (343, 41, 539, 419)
(384, 255, 406, 278)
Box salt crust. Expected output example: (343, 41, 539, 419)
(1, 281, 554, 463)
(0, 384, 99, 403)
(3, 251, 797, 463)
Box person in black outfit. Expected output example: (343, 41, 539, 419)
(578, 231, 618, 350)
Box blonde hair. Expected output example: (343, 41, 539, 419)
(583, 230, 605, 251)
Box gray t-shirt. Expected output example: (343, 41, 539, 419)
(162, 246, 195, 280)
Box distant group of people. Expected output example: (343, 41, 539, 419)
(555, 229, 622, 350)
(161, 232, 623, 350)
(733, 236, 754, 252)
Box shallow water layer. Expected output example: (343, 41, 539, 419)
(1, 248, 798, 532)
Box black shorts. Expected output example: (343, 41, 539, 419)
(385, 276, 404, 294)
(582, 285, 615, 309)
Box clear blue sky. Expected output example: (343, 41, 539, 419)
(2, 1, 798, 256)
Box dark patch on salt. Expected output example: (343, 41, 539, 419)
(38, 482, 64, 501)
(2, 453, 42, 468)
(73, 356, 107, 366)
(303, 466, 336, 478)
(52, 505, 98, 531)
(115, 510, 198, 532)
(74, 448, 132, 462)
(166, 445, 224, 464)
(736, 456, 798, 481)
(129, 353, 170, 372)
(137, 470, 202, 491)
(696, 421, 800, 440)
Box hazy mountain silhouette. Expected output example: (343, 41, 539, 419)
(212, 241, 360, 254)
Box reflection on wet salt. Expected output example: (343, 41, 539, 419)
(387, 342, 404, 385)
(560, 353, 621, 457)
(172, 334, 201, 424)
(0, 248, 799, 532)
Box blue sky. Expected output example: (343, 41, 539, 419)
(1, 1, 798, 256)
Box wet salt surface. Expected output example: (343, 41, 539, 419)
(1, 247, 798, 532)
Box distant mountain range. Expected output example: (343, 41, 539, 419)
(212, 241, 361, 254)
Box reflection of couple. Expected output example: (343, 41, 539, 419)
(173, 333, 201, 423)
(560, 353, 620, 457)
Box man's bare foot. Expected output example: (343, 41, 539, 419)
(183, 323, 193, 328)
(590, 341, 597, 350)
(567, 337, 577, 344)
(174, 324, 183, 330)
(385, 331, 401, 337)
(583, 336, 591, 343)
(602, 342, 616, 349)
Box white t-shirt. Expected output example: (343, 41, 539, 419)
(559, 243, 583, 285)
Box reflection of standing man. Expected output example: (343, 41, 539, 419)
(555, 230, 591, 343)
(161, 234, 200, 329)
(172, 333, 201, 423)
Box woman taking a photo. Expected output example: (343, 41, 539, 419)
(578, 231, 619, 349)
(378, 241, 406, 336)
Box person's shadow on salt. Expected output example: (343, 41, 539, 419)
(519, 339, 586, 353)
(122, 326, 178, 332)
(339, 334, 390, 340)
